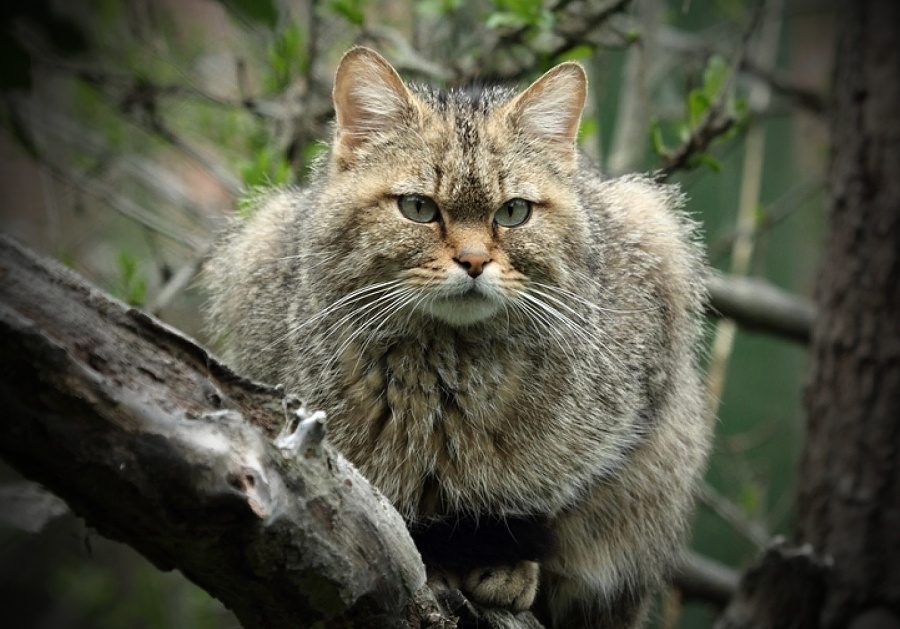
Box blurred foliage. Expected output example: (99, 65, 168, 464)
(0, 0, 833, 627)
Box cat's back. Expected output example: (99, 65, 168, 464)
(204, 189, 315, 382)
(576, 167, 705, 355)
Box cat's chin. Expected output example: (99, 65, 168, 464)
(423, 294, 503, 327)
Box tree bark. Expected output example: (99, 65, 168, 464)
(796, 0, 900, 627)
(0, 234, 447, 629)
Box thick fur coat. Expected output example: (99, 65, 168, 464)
(205, 47, 711, 628)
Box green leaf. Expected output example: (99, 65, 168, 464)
(265, 22, 308, 92)
(488, 0, 544, 29)
(213, 0, 280, 27)
(687, 151, 721, 173)
(485, 11, 528, 29)
(114, 251, 147, 307)
(557, 44, 593, 62)
(701, 55, 729, 100)
(329, 0, 368, 25)
(240, 146, 291, 189)
(649, 118, 667, 156)
(415, 0, 463, 16)
(623, 26, 642, 43)
(577, 117, 597, 144)
(739, 482, 762, 517)
(687, 90, 710, 128)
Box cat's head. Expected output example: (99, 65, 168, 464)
(313, 47, 589, 329)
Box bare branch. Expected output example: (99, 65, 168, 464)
(706, 273, 816, 345)
(146, 246, 211, 316)
(674, 551, 740, 608)
(655, 26, 827, 115)
(697, 483, 770, 550)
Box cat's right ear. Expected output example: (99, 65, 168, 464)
(332, 47, 416, 161)
(506, 62, 587, 170)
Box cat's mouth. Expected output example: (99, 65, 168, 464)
(422, 284, 503, 326)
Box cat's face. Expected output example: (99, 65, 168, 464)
(313, 47, 589, 329)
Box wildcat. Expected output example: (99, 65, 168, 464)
(205, 47, 711, 628)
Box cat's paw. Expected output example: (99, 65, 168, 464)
(461, 560, 539, 612)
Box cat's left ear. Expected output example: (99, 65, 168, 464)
(507, 62, 587, 165)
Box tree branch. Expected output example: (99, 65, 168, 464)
(706, 273, 816, 345)
(674, 551, 740, 608)
(0, 235, 450, 628)
(713, 539, 829, 629)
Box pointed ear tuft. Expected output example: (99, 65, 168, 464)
(508, 62, 587, 155)
(332, 47, 415, 154)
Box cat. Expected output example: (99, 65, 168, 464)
(205, 46, 711, 628)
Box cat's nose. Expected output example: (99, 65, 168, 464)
(455, 249, 492, 278)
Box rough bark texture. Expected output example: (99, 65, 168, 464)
(0, 235, 447, 629)
(713, 540, 828, 629)
(796, 1, 900, 627)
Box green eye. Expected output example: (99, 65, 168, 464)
(397, 194, 440, 223)
(494, 198, 532, 227)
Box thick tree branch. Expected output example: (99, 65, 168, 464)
(0, 235, 450, 629)
(713, 540, 829, 629)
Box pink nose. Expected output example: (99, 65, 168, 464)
(455, 249, 491, 277)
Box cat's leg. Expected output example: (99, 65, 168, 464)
(411, 513, 555, 614)
(534, 571, 650, 629)
(535, 398, 708, 628)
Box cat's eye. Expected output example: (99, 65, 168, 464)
(397, 194, 440, 223)
(494, 198, 532, 228)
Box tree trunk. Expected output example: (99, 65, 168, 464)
(796, 1, 900, 627)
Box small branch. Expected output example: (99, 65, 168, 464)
(706, 273, 816, 345)
(657, 114, 736, 178)
(674, 551, 740, 608)
(40, 156, 207, 252)
(146, 246, 211, 316)
(477, 0, 634, 82)
(739, 56, 827, 115)
(698, 483, 770, 550)
(656, 2, 767, 180)
(16, 106, 223, 230)
(546, 0, 634, 60)
(361, 26, 456, 81)
(146, 116, 243, 198)
(707, 178, 824, 263)
(655, 27, 827, 115)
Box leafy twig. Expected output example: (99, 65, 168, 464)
(655, 2, 768, 180)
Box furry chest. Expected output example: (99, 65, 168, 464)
(331, 336, 552, 517)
